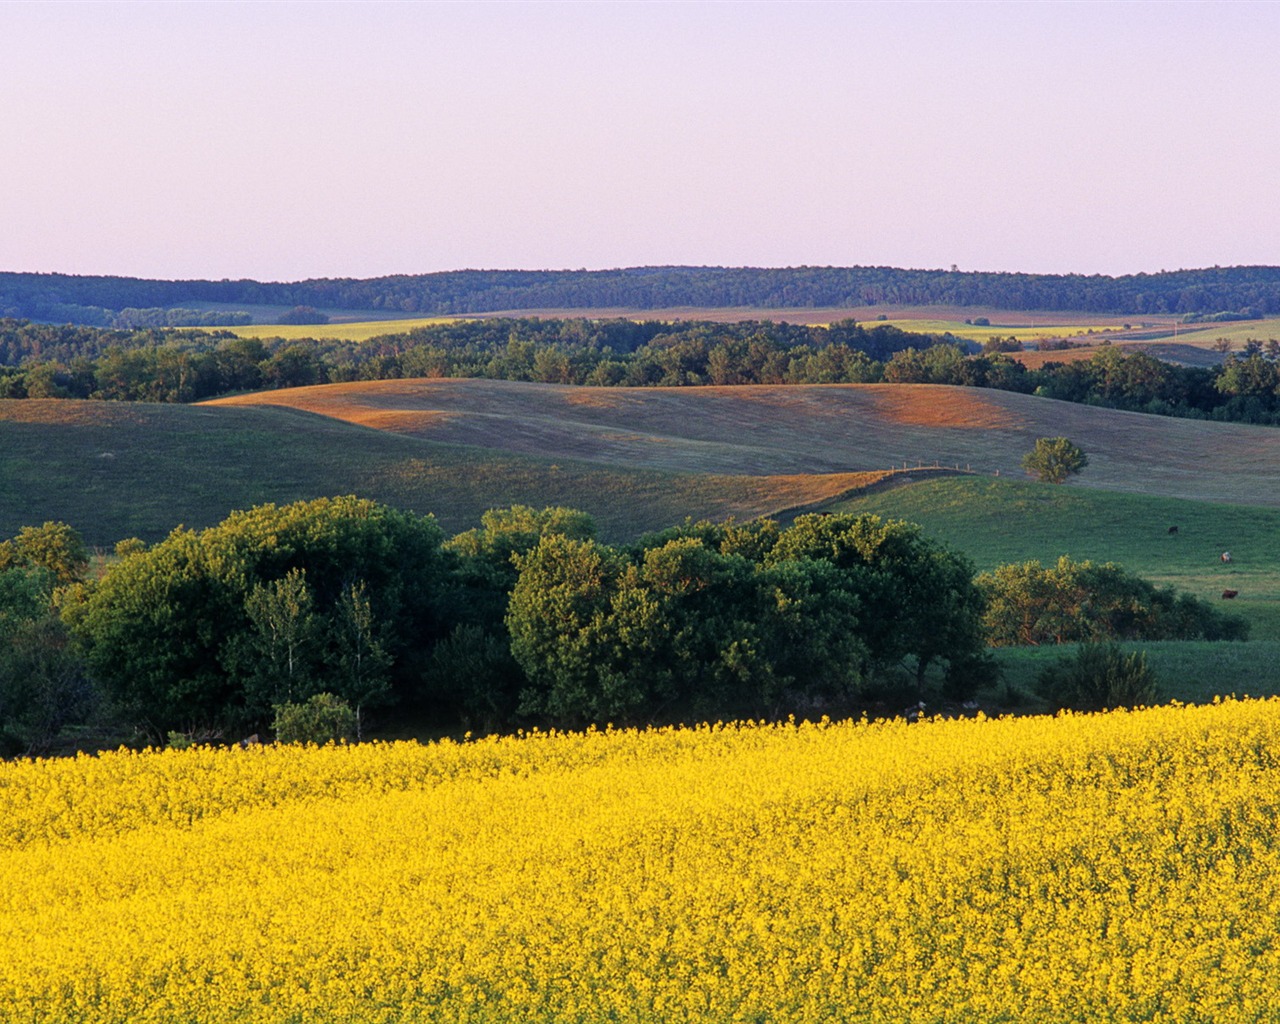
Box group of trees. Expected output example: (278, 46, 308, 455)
(7, 265, 1280, 321)
(0, 500, 1248, 756)
(5, 315, 1280, 424)
(0, 523, 96, 755)
(978, 556, 1246, 647)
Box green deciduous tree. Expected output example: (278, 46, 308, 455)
(273, 692, 356, 744)
(0, 567, 95, 756)
(507, 529, 874, 725)
(977, 556, 1247, 647)
(237, 568, 323, 711)
(768, 513, 987, 692)
(0, 521, 89, 584)
(68, 496, 447, 737)
(1022, 437, 1089, 484)
(1035, 642, 1158, 712)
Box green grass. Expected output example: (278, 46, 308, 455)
(1153, 317, 1280, 350)
(194, 316, 459, 342)
(826, 475, 1280, 640)
(205, 379, 1280, 509)
(7, 381, 1280, 709)
(0, 399, 858, 548)
(990, 640, 1280, 710)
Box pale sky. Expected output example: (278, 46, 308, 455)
(3, 0, 1278, 282)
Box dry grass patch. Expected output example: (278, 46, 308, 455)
(863, 385, 1024, 429)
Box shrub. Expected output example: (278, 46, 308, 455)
(1035, 642, 1158, 712)
(273, 693, 356, 745)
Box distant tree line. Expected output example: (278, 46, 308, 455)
(3, 316, 1280, 425)
(6, 264, 1280, 323)
(0, 502, 1247, 756)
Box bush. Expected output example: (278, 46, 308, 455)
(273, 693, 356, 745)
(276, 305, 330, 325)
(1035, 643, 1158, 712)
(977, 556, 1248, 647)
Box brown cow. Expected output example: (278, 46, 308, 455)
(1222, 590, 1239, 600)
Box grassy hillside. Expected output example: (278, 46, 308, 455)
(826, 475, 1280, 641)
(0, 398, 884, 546)
(207, 379, 1280, 508)
(7, 381, 1278, 699)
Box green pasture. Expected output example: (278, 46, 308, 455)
(0, 400, 833, 549)
(827, 475, 1280, 641)
(990, 640, 1280, 710)
(1162, 317, 1280, 350)
(1103, 317, 1280, 350)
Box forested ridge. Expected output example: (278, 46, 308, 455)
(6, 264, 1280, 323)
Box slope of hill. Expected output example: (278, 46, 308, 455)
(827, 475, 1280, 641)
(0, 398, 884, 545)
(206, 379, 1280, 508)
(9, 379, 1280, 552)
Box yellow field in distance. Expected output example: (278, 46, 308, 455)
(212, 316, 460, 341)
(853, 318, 1130, 342)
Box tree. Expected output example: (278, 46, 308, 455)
(237, 568, 322, 712)
(1035, 642, 1157, 712)
(0, 567, 95, 756)
(506, 532, 869, 725)
(0, 521, 89, 584)
(1022, 437, 1088, 484)
(505, 534, 635, 723)
(976, 555, 1247, 647)
(767, 513, 987, 692)
(332, 580, 393, 739)
(67, 496, 448, 736)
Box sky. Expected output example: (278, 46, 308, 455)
(3, 0, 1279, 282)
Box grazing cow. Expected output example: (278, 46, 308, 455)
(1221, 551, 1233, 563)
(1168, 525, 1179, 535)
(1222, 590, 1239, 600)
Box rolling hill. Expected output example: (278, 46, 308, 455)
(7, 380, 1280, 563)
(0, 397, 885, 546)
(206, 379, 1280, 508)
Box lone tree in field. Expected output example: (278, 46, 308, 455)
(1022, 437, 1088, 484)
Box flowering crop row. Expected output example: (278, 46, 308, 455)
(2, 701, 1279, 1022)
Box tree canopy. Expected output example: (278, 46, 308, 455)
(66, 496, 448, 736)
(1022, 437, 1089, 484)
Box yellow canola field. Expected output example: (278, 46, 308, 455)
(3, 702, 1280, 1023)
